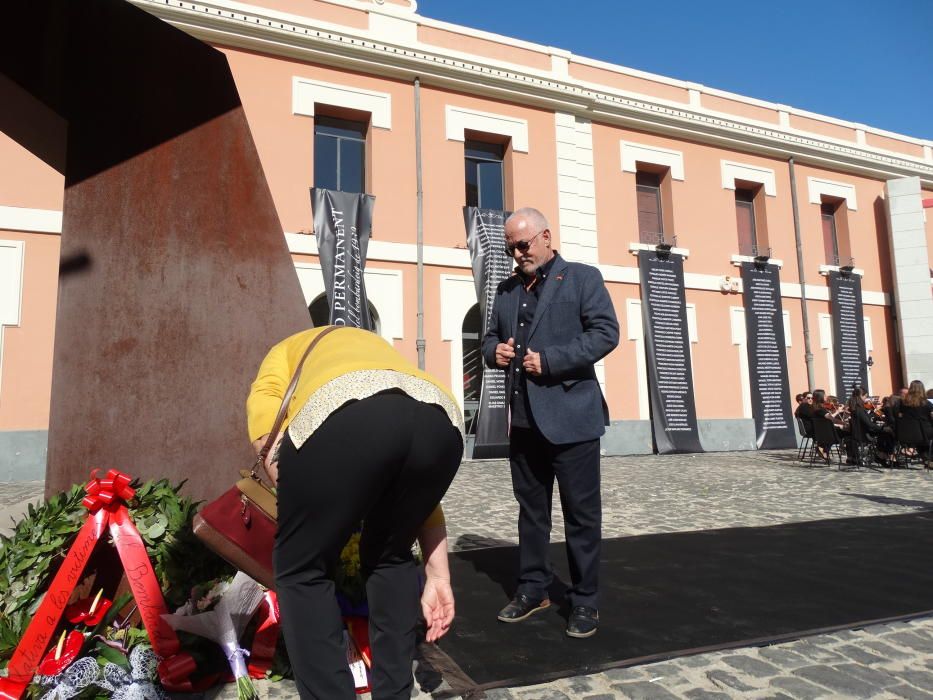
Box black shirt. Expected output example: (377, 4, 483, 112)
(509, 254, 557, 429)
(896, 403, 933, 440)
(794, 403, 813, 435)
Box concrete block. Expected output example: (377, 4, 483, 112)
(889, 227, 928, 250)
(0, 430, 47, 481)
(886, 193, 923, 215)
(463, 435, 475, 460)
(897, 281, 933, 303)
(698, 419, 757, 452)
(891, 256, 932, 282)
(890, 211, 926, 234)
(556, 140, 576, 161)
(901, 337, 933, 366)
(901, 329, 933, 348)
(902, 361, 933, 387)
(602, 420, 653, 455)
(898, 299, 933, 321)
(902, 332, 933, 352)
(578, 212, 597, 230)
(885, 176, 921, 197)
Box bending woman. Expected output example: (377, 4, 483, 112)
(246, 326, 464, 699)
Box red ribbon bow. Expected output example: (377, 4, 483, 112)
(0, 468, 193, 700)
(82, 468, 136, 512)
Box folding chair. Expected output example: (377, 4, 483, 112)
(809, 417, 844, 469)
(840, 415, 882, 472)
(796, 417, 815, 462)
(894, 415, 933, 469)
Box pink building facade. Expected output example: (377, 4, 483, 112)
(2, 0, 932, 475)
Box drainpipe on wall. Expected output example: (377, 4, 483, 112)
(414, 77, 425, 369)
(788, 157, 815, 389)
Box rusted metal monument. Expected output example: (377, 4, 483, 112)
(1, 0, 310, 499)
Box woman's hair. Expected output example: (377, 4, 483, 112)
(812, 389, 826, 406)
(847, 386, 867, 412)
(904, 380, 927, 408)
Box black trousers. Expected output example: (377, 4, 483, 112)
(274, 392, 462, 700)
(509, 426, 601, 609)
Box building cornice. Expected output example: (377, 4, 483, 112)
(130, 0, 933, 186)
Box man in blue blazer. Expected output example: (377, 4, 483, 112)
(482, 207, 619, 638)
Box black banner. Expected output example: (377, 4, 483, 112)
(311, 188, 375, 330)
(827, 271, 868, 399)
(464, 206, 512, 459)
(638, 250, 703, 454)
(739, 262, 796, 449)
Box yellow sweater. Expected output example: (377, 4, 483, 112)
(246, 326, 458, 528)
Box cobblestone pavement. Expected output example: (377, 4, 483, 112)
(444, 450, 933, 551)
(0, 480, 43, 538)
(4, 451, 933, 698)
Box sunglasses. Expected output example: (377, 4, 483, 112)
(505, 229, 545, 256)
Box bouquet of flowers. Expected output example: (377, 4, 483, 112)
(162, 573, 265, 700)
(335, 532, 365, 615)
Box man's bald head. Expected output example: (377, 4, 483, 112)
(504, 206, 554, 276)
(507, 207, 549, 234)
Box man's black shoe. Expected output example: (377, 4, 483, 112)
(496, 594, 550, 623)
(566, 606, 598, 638)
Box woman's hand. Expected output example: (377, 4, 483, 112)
(417, 523, 454, 642)
(251, 433, 279, 486)
(252, 434, 269, 456)
(263, 460, 279, 487)
(420, 576, 455, 643)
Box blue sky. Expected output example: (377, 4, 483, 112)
(416, 0, 933, 141)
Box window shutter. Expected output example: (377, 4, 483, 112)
(735, 199, 755, 256)
(636, 185, 662, 243)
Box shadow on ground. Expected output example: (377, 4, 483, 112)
(839, 492, 933, 511)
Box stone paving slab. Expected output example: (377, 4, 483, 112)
(4, 451, 933, 698)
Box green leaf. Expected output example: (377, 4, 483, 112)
(0, 476, 235, 656)
(96, 645, 129, 666)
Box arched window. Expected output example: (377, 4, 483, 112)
(462, 304, 482, 435)
(308, 293, 380, 335)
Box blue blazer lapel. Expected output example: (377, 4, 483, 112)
(528, 255, 568, 340)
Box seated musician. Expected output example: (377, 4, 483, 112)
(896, 380, 933, 468)
(794, 391, 815, 436)
(810, 389, 842, 459)
(844, 386, 883, 464)
(883, 393, 900, 427)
